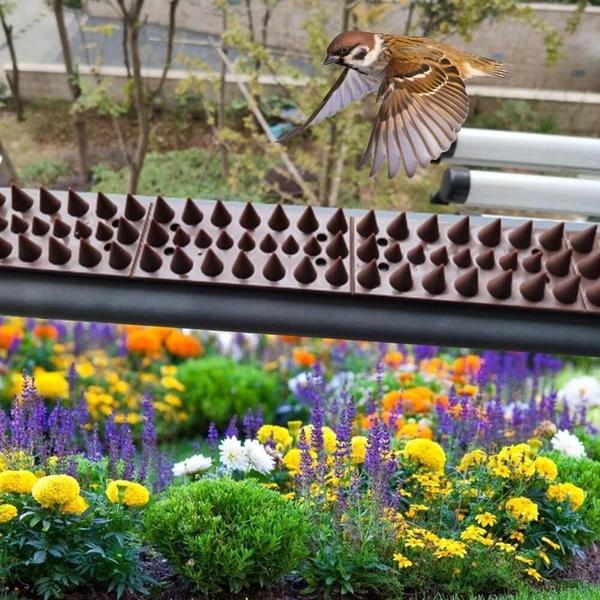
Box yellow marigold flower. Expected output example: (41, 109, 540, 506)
(13, 370, 69, 399)
(525, 567, 543, 582)
(281, 492, 295, 501)
(282, 448, 301, 475)
(538, 550, 550, 566)
(257, 425, 293, 450)
(0, 469, 37, 494)
(32, 475, 80, 507)
(61, 495, 89, 515)
(495, 542, 517, 553)
(547, 483, 585, 511)
(0, 503, 18, 523)
(534, 456, 558, 481)
(404, 439, 446, 472)
(405, 504, 429, 518)
(510, 531, 525, 544)
(161, 376, 185, 392)
(460, 525, 487, 543)
(76, 362, 95, 379)
(351, 436, 368, 465)
(160, 365, 178, 376)
(164, 394, 183, 407)
(393, 552, 413, 568)
(458, 449, 487, 471)
(300, 425, 337, 454)
(433, 538, 467, 559)
(541, 536, 560, 551)
(505, 497, 538, 524)
(106, 480, 149, 507)
(515, 555, 534, 566)
(475, 512, 497, 527)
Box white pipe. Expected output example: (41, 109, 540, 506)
(461, 170, 600, 216)
(444, 128, 600, 174)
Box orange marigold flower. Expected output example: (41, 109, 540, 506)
(126, 329, 162, 355)
(401, 386, 433, 414)
(293, 348, 317, 367)
(452, 354, 482, 376)
(382, 390, 403, 411)
(435, 394, 450, 409)
(32, 324, 59, 340)
(384, 351, 404, 367)
(397, 422, 434, 440)
(0, 325, 22, 349)
(165, 331, 203, 358)
(398, 372, 415, 384)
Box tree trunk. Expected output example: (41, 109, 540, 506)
(126, 16, 150, 194)
(0, 7, 25, 122)
(52, 0, 90, 183)
(0, 137, 19, 184)
(219, 7, 230, 180)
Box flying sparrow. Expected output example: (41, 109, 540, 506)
(279, 31, 507, 178)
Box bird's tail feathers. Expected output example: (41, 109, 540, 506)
(465, 56, 509, 79)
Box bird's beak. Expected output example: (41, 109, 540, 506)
(323, 54, 338, 66)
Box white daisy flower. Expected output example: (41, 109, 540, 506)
(219, 436, 250, 472)
(550, 429, 587, 459)
(172, 454, 213, 477)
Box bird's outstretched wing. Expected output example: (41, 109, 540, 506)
(278, 68, 381, 142)
(359, 49, 469, 178)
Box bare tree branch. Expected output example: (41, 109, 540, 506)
(151, 0, 180, 101)
(214, 45, 318, 205)
(0, 5, 24, 121)
(52, 0, 90, 182)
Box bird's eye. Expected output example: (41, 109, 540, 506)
(340, 46, 350, 56)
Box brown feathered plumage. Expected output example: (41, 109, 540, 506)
(279, 32, 507, 178)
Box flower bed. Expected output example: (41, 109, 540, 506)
(0, 317, 599, 599)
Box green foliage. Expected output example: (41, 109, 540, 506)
(20, 159, 73, 187)
(177, 356, 280, 432)
(303, 500, 403, 599)
(143, 478, 310, 595)
(469, 100, 559, 134)
(578, 430, 600, 462)
(0, 491, 151, 600)
(545, 450, 600, 543)
(92, 148, 270, 201)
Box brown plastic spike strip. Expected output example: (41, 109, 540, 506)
(2, 186, 600, 314)
(352, 212, 594, 313)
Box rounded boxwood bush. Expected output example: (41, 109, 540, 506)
(177, 357, 281, 432)
(144, 478, 310, 594)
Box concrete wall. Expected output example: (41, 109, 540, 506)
(85, 1, 600, 92)
(10, 62, 600, 135)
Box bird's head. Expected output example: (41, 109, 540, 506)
(324, 31, 378, 70)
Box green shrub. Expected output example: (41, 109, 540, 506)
(578, 430, 600, 462)
(177, 357, 280, 432)
(21, 159, 73, 187)
(303, 500, 404, 599)
(144, 478, 310, 594)
(545, 451, 600, 543)
(92, 148, 268, 200)
(469, 99, 559, 134)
